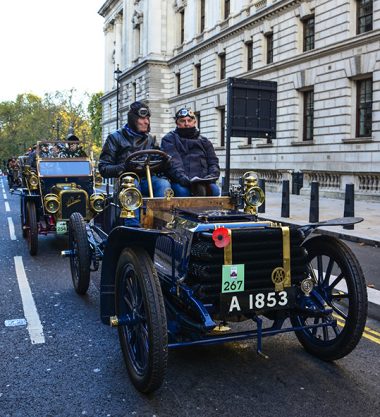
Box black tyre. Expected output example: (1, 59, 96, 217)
(26, 201, 38, 256)
(20, 198, 27, 238)
(115, 247, 168, 393)
(68, 212, 91, 295)
(292, 235, 367, 361)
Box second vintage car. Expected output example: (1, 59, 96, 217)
(20, 140, 105, 255)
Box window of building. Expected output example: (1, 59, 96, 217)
(303, 89, 314, 141)
(247, 137, 252, 145)
(357, 0, 373, 34)
(219, 53, 226, 80)
(246, 41, 253, 71)
(194, 64, 201, 88)
(356, 77, 372, 137)
(303, 16, 315, 52)
(224, 0, 230, 20)
(176, 73, 181, 95)
(200, 0, 205, 33)
(266, 33, 273, 64)
(219, 107, 226, 147)
(180, 9, 185, 44)
(132, 82, 136, 101)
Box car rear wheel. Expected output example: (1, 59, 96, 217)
(68, 212, 91, 295)
(115, 247, 168, 393)
(292, 235, 367, 361)
(26, 201, 38, 256)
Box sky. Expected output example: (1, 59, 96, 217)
(0, 0, 105, 102)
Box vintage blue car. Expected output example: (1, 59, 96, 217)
(64, 149, 368, 393)
(19, 141, 105, 256)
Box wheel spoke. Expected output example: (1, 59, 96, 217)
(332, 324, 340, 336)
(316, 255, 324, 285)
(126, 274, 137, 306)
(322, 320, 329, 341)
(122, 293, 134, 311)
(311, 317, 319, 336)
(328, 272, 344, 292)
(323, 257, 335, 286)
(135, 324, 149, 366)
(331, 303, 348, 320)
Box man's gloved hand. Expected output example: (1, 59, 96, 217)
(204, 174, 217, 180)
(164, 155, 172, 170)
(124, 160, 134, 172)
(178, 175, 190, 187)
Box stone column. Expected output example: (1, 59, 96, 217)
(104, 22, 115, 93)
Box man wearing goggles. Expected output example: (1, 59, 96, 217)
(161, 107, 220, 197)
(98, 100, 171, 198)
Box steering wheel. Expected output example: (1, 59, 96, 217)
(125, 149, 170, 173)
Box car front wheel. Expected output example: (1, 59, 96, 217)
(115, 247, 168, 393)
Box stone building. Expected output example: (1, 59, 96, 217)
(98, 0, 380, 199)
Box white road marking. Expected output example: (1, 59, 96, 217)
(7, 217, 16, 240)
(14, 256, 45, 344)
(3, 193, 7, 200)
(5, 201, 10, 212)
(367, 286, 380, 306)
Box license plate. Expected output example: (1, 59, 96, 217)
(220, 287, 296, 316)
(56, 221, 67, 234)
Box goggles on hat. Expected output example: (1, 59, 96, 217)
(175, 108, 195, 119)
(136, 107, 150, 117)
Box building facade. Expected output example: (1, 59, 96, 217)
(98, 0, 380, 199)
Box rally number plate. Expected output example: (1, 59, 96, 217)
(220, 287, 296, 316)
(56, 221, 68, 235)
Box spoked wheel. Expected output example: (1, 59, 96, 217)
(26, 201, 38, 256)
(68, 212, 91, 295)
(115, 247, 168, 393)
(292, 235, 367, 361)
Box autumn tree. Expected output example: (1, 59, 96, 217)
(0, 89, 104, 165)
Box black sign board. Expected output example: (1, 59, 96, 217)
(223, 78, 277, 194)
(227, 77, 277, 139)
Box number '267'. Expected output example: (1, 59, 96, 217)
(223, 280, 243, 291)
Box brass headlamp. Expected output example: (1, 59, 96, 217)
(23, 166, 39, 190)
(44, 193, 60, 214)
(94, 171, 103, 188)
(27, 173, 39, 190)
(118, 173, 142, 218)
(90, 193, 106, 213)
(242, 172, 265, 214)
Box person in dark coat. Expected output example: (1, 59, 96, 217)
(161, 108, 220, 197)
(65, 134, 87, 158)
(27, 145, 38, 168)
(98, 101, 171, 197)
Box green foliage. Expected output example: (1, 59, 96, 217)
(87, 92, 103, 149)
(0, 89, 104, 165)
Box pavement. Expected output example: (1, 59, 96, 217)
(259, 192, 380, 247)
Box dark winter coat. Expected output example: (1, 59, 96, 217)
(98, 125, 158, 178)
(160, 129, 220, 184)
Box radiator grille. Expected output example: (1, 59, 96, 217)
(187, 227, 308, 304)
(61, 192, 87, 219)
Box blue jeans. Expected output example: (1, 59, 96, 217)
(171, 182, 220, 197)
(140, 175, 172, 197)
